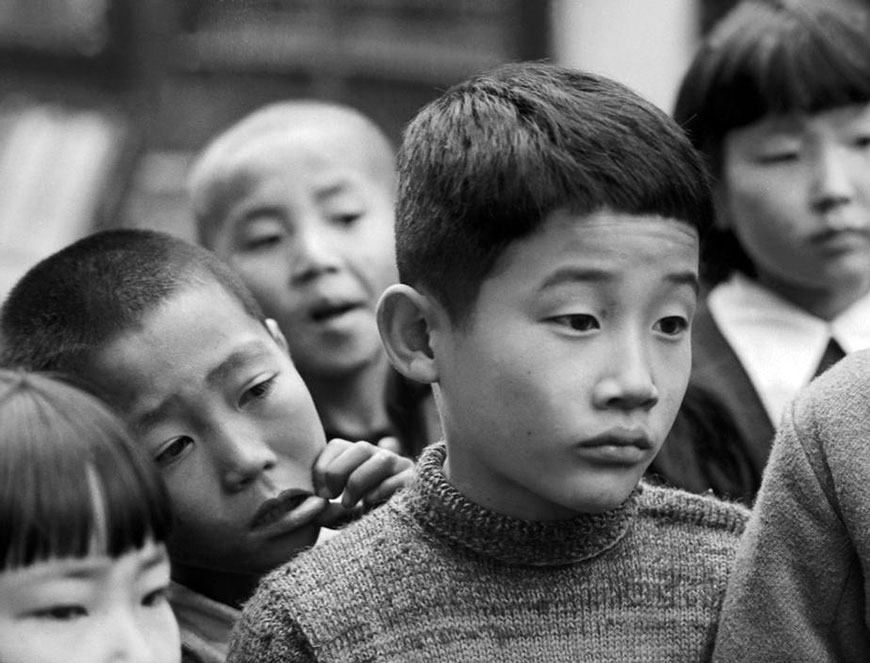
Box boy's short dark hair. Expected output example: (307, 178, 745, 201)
(0, 228, 264, 375)
(396, 61, 714, 324)
(673, 0, 870, 285)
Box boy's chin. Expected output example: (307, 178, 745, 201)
(565, 476, 644, 515)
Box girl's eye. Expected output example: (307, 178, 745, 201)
(655, 316, 688, 336)
(239, 376, 276, 407)
(34, 605, 87, 621)
(853, 135, 870, 150)
(155, 436, 193, 467)
(757, 150, 800, 164)
(551, 314, 600, 332)
(142, 587, 169, 608)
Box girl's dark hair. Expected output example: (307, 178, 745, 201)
(0, 370, 171, 570)
(673, 0, 870, 285)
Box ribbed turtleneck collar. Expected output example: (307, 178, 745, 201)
(393, 443, 638, 566)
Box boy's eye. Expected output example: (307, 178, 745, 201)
(654, 316, 688, 336)
(142, 586, 169, 608)
(33, 605, 87, 621)
(852, 135, 870, 150)
(330, 212, 362, 227)
(550, 314, 600, 333)
(154, 436, 194, 467)
(241, 231, 284, 252)
(237, 218, 288, 252)
(239, 376, 276, 407)
(329, 212, 362, 227)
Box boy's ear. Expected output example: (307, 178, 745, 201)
(377, 284, 440, 384)
(265, 318, 289, 353)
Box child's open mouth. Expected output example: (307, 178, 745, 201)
(309, 302, 359, 323)
(250, 489, 322, 531)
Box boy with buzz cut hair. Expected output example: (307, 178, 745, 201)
(187, 100, 439, 461)
(0, 228, 414, 663)
(228, 61, 749, 663)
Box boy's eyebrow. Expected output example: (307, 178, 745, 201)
(667, 271, 701, 296)
(314, 180, 352, 202)
(205, 341, 272, 389)
(538, 267, 614, 291)
(238, 205, 284, 223)
(135, 400, 176, 435)
(538, 267, 699, 295)
(134, 341, 271, 433)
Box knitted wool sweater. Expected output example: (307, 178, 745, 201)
(714, 349, 870, 661)
(228, 444, 748, 663)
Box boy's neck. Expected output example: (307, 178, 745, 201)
(171, 562, 259, 610)
(305, 356, 393, 440)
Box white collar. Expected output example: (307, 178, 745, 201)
(707, 273, 870, 426)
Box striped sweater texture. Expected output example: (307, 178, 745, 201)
(229, 443, 748, 663)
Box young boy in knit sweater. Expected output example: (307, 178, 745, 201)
(0, 228, 414, 663)
(227, 62, 750, 662)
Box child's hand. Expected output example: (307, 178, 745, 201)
(312, 438, 414, 527)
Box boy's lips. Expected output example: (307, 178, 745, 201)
(249, 489, 322, 531)
(576, 430, 653, 465)
(308, 300, 363, 323)
(578, 429, 653, 449)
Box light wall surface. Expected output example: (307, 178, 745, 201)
(550, 0, 700, 114)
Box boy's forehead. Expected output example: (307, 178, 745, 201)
(544, 207, 700, 243)
(490, 209, 699, 282)
(84, 282, 271, 411)
(221, 118, 394, 188)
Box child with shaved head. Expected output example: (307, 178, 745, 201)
(188, 102, 438, 459)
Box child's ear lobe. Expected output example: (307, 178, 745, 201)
(265, 318, 289, 353)
(377, 284, 439, 384)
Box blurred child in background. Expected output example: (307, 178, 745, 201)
(655, 0, 870, 502)
(188, 102, 439, 459)
(0, 369, 180, 663)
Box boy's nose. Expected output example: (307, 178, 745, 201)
(214, 428, 279, 492)
(593, 346, 659, 411)
(811, 145, 854, 214)
(288, 225, 342, 285)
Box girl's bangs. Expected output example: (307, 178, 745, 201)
(0, 373, 171, 570)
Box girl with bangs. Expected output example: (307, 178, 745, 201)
(654, 0, 870, 503)
(0, 369, 180, 663)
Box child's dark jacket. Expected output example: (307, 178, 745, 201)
(651, 303, 766, 503)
